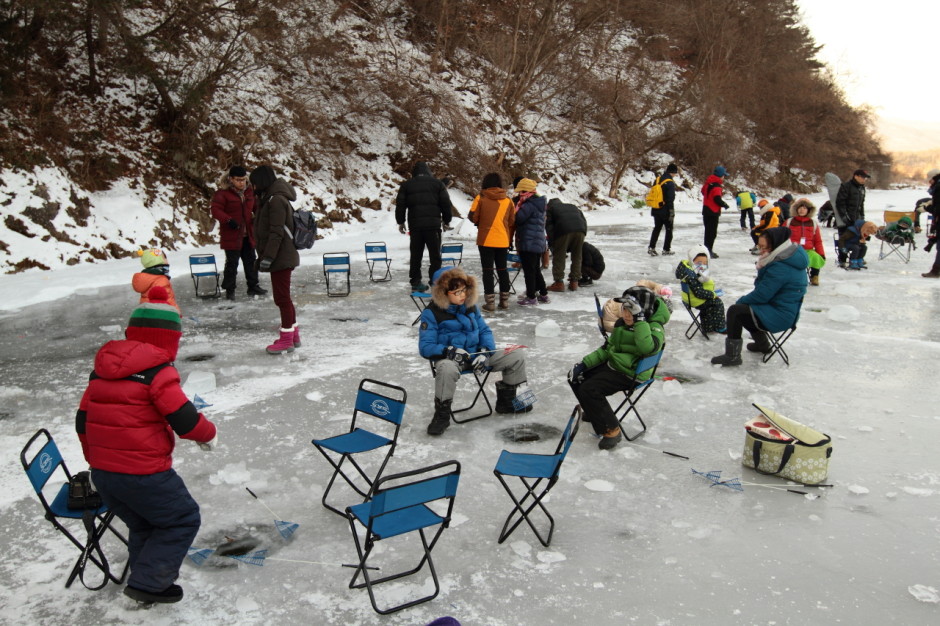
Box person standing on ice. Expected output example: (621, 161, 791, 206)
(647, 163, 678, 256)
(419, 267, 530, 436)
(511, 177, 550, 306)
(711, 227, 807, 366)
(210, 166, 266, 301)
(920, 169, 940, 278)
(75, 287, 217, 604)
(834, 169, 870, 267)
(395, 161, 453, 292)
(701, 165, 729, 258)
(249, 165, 300, 354)
(469, 172, 515, 311)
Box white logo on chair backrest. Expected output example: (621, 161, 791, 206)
(39, 452, 53, 475)
(370, 399, 391, 416)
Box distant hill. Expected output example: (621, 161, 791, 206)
(877, 117, 940, 153)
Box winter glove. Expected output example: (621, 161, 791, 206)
(620, 295, 643, 316)
(633, 310, 646, 323)
(444, 346, 471, 370)
(567, 362, 587, 385)
(259, 257, 273, 272)
(398, 224, 407, 235)
(227, 219, 239, 230)
(471, 354, 488, 374)
(197, 434, 218, 451)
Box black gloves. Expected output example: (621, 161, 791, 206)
(568, 362, 587, 385)
(227, 219, 239, 230)
(444, 346, 471, 370)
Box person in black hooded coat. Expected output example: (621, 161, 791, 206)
(395, 162, 453, 290)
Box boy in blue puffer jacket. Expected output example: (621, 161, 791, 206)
(419, 267, 530, 435)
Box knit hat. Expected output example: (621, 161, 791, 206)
(125, 286, 182, 360)
(782, 193, 794, 203)
(481, 173, 503, 189)
(687, 245, 709, 262)
(757, 198, 769, 208)
(763, 226, 791, 250)
(898, 216, 913, 229)
(137, 248, 168, 269)
(249, 165, 277, 192)
(614, 286, 657, 319)
(515, 178, 537, 193)
(927, 169, 940, 181)
(714, 166, 727, 177)
(229, 165, 247, 178)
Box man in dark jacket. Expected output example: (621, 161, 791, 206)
(648, 163, 678, 256)
(776, 193, 794, 221)
(579, 242, 605, 285)
(210, 166, 266, 300)
(546, 198, 588, 291)
(76, 288, 217, 604)
(701, 166, 729, 258)
(835, 169, 870, 265)
(395, 162, 453, 291)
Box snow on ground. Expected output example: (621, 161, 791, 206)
(1, 188, 939, 625)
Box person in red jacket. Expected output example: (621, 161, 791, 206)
(75, 286, 217, 604)
(701, 166, 729, 258)
(210, 166, 266, 300)
(785, 198, 826, 286)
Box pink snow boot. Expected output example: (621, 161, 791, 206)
(266, 329, 295, 354)
(292, 324, 301, 348)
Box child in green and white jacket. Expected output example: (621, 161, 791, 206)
(675, 245, 725, 334)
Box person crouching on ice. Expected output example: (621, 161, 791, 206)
(419, 267, 530, 436)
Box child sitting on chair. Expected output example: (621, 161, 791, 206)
(419, 267, 530, 436)
(569, 286, 669, 451)
(839, 220, 878, 269)
(675, 245, 725, 333)
(876, 215, 916, 246)
(132, 248, 180, 311)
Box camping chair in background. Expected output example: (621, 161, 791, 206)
(364, 242, 392, 282)
(493, 405, 581, 547)
(189, 254, 221, 298)
(613, 347, 665, 441)
(440, 242, 463, 267)
(506, 251, 523, 294)
(680, 283, 709, 340)
(409, 290, 431, 326)
(344, 460, 461, 615)
(311, 380, 407, 516)
(877, 210, 916, 263)
(428, 358, 493, 423)
(20, 429, 129, 590)
(323, 252, 351, 297)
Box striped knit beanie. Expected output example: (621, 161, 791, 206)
(125, 286, 182, 359)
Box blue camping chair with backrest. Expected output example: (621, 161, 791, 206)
(440, 242, 463, 267)
(409, 291, 431, 326)
(344, 460, 461, 615)
(189, 254, 221, 298)
(493, 405, 581, 547)
(755, 300, 801, 367)
(428, 357, 493, 423)
(613, 346, 665, 441)
(364, 242, 392, 282)
(680, 283, 709, 340)
(20, 429, 129, 590)
(311, 380, 407, 517)
(506, 251, 523, 294)
(323, 252, 351, 297)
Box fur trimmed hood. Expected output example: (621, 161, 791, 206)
(430, 267, 479, 310)
(790, 198, 816, 219)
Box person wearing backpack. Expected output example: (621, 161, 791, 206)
(701, 166, 729, 258)
(785, 198, 826, 286)
(249, 165, 300, 354)
(210, 166, 267, 300)
(735, 190, 756, 231)
(647, 163, 678, 256)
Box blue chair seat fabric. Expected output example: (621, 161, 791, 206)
(494, 451, 563, 480)
(347, 501, 444, 540)
(312, 429, 392, 456)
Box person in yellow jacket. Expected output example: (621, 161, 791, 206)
(469, 172, 515, 312)
(750, 199, 780, 254)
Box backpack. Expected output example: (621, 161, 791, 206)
(284, 204, 317, 250)
(645, 176, 672, 208)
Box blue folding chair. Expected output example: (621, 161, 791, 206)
(323, 252, 351, 297)
(680, 283, 709, 340)
(409, 291, 432, 326)
(440, 242, 463, 266)
(189, 253, 221, 298)
(364, 242, 392, 282)
(311, 380, 407, 516)
(345, 460, 461, 615)
(756, 304, 800, 366)
(428, 358, 493, 423)
(493, 405, 581, 546)
(506, 251, 523, 294)
(20, 429, 129, 590)
(613, 347, 665, 441)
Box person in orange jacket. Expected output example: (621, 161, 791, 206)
(131, 248, 180, 311)
(469, 172, 515, 312)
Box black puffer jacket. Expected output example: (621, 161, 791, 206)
(546, 198, 587, 243)
(835, 179, 866, 226)
(395, 162, 453, 231)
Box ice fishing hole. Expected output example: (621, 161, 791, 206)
(185, 353, 216, 362)
(499, 423, 561, 443)
(215, 535, 260, 557)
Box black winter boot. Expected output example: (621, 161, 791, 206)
(746, 331, 773, 353)
(495, 381, 532, 414)
(711, 338, 743, 367)
(427, 398, 452, 435)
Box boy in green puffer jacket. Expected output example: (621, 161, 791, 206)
(568, 286, 669, 450)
